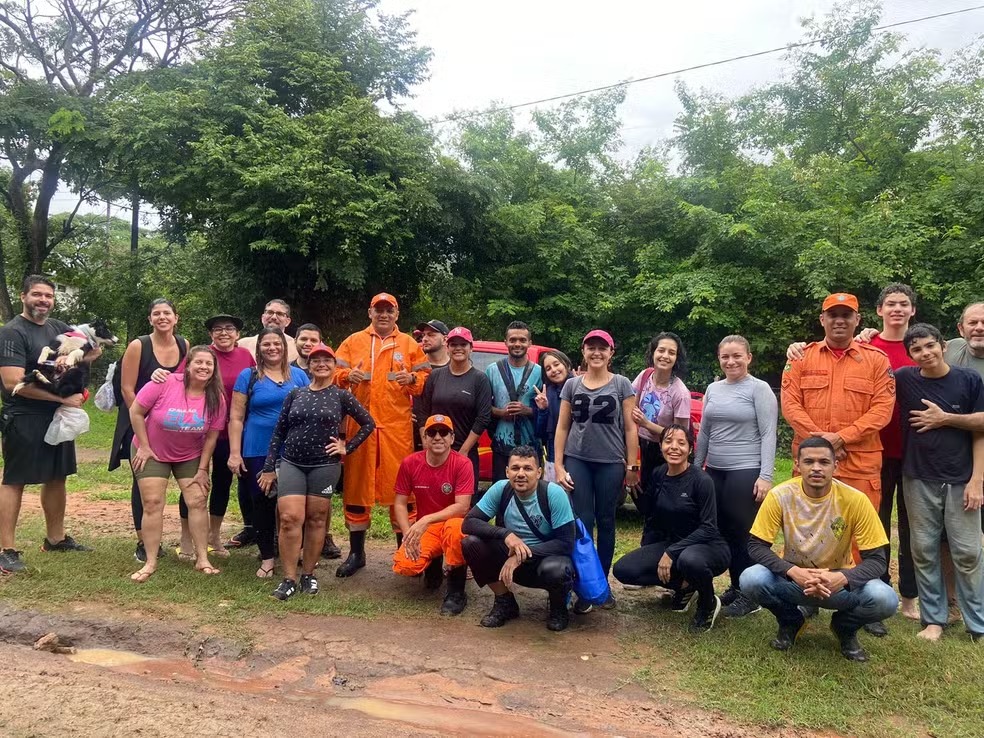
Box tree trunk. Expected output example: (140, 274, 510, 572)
(29, 146, 65, 274)
(128, 189, 140, 341)
(0, 232, 15, 321)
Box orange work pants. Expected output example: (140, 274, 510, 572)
(392, 519, 465, 576)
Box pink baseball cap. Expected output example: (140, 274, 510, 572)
(582, 329, 615, 348)
(446, 326, 474, 344)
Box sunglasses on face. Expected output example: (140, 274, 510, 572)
(425, 429, 451, 438)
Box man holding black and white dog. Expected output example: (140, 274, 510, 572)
(0, 275, 103, 573)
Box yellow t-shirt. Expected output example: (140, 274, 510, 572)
(750, 477, 888, 570)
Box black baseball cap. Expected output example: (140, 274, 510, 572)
(204, 314, 244, 331)
(414, 320, 449, 335)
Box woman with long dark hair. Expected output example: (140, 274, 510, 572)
(109, 298, 189, 563)
(128, 346, 226, 582)
(631, 332, 692, 486)
(533, 349, 573, 482)
(227, 327, 309, 579)
(614, 424, 730, 633)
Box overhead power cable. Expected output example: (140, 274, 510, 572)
(434, 3, 984, 124)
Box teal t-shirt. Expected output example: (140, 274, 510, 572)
(485, 360, 543, 447)
(477, 480, 575, 547)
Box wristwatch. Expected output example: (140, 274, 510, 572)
(626, 464, 640, 471)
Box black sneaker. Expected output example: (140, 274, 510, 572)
(41, 535, 92, 552)
(299, 573, 320, 595)
(423, 556, 444, 590)
(134, 542, 166, 563)
(863, 621, 889, 637)
(720, 586, 739, 607)
(547, 590, 571, 632)
(722, 592, 762, 618)
(441, 590, 467, 616)
(689, 595, 722, 633)
(670, 589, 697, 613)
(572, 597, 593, 614)
(771, 615, 807, 652)
(600, 593, 617, 610)
(226, 527, 256, 549)
(798, 604, 819, 619)
(480, 593, 520, 627)
(321, 535, 342, 560)
(272, 578, 297, 601)
(0, 548, 26, 574)
(971, 632, 983, 643)
(831, 621, 869, 662)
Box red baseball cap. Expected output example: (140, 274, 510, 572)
(370, 292, 399, 308)
(308, 343, 335, 360)
(582, 329, 615, 348)
(446, 326, 474, 344)
(821, 293, 859, 312)
(423, 414, 454, 432)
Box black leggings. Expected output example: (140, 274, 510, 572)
(613, 540, 729, 611)
(462, 535, 574, 593)
(706, 466, 761, 589)
(639, 438, 664, 492)
(878, 456, 917, 599)
(242, 456, 277, 559)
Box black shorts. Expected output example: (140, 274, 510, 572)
(1, 411, 77, 485)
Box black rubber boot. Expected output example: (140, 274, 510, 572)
(441, 566, 468, 616)
(423, 555, 445, 589)
(335, 531, 367, 578)
(395, 532, 404, 549)
(546, 588, 571, 632)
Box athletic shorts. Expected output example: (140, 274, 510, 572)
(0, 411, 76, 485)
(130, 441, 200, 481)
(276, 459, 340, 499)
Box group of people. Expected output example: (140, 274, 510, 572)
(1, 276, 982, 661)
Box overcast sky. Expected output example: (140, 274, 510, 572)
(380, 0, 984, 157)
(51, 0, 983, 218)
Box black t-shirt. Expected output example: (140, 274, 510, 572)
(896, 365, 984, 484)
(0, 315, 71, 414)
(419, 366, 493, 454)
(643, 464, 724, 557)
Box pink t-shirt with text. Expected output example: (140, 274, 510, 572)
(134, 374, 226, 462)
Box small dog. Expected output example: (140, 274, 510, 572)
(13, 319, 119, 397)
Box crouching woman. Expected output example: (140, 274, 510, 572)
(613, 424, 730, 633)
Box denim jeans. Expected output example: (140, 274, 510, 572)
(740, 564, 898, 633)
(903, 477, 984, 634)
(564, 456, 625, 576)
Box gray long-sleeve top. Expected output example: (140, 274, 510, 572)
(694, 375, 778, 481)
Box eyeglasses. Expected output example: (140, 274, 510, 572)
(263, 310, 289, 318)
(210, 326, 237, 334)
(425, 429, 452, 438)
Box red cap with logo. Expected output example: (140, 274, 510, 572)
(821, 293, 859, 312)
(308, 343, 335, 360)
(446, 326, 474, 344)
(582, 329, 615, 348)
(370, 292, 399, 308)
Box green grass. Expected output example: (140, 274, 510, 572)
(78, 404, 118, 450)
(5, 412, 981, 737)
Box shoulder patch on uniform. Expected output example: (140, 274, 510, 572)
(783, 363, 792, 372)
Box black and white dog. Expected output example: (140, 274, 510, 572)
(13, 319, 119, 398)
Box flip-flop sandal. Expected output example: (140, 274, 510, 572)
(208, 545, 231, 559)
(256, 565, 275, 579)
(197, 566, 221, 575)
(130, 568, 155, 583)
(174, 547, 195, 562)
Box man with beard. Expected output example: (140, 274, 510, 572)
(291, 323, 323, 378)
(333, 293, 430, 576)
(486, 322, 542, 481)
(0, 276, 101, 573)
(238, 299, 298, 363)
(412, 320, 449, 451)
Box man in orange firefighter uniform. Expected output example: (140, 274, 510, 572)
(781, 292, 896, 636)
(333, 293, 431, 577)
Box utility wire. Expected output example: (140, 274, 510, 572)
(434, 3, 984, 124)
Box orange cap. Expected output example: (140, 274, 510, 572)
(423, 414, 454, 432)
(822, 293, 859, 312)
(370, 292, 399, 308)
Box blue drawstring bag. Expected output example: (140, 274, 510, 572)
(571, 518, 612, 605)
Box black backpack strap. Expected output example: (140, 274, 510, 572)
(509, 484, 550, 543)
(496, 358, 515, 399)
(175, 334, 188, 364)
(536, 479, 553, 530)
(496, 484, 513, 528)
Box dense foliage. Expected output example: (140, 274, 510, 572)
(2, 0, 982, 388)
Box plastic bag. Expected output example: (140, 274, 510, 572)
(94, 362, 117, 412)
(571, 518, 613, 606)
(45, 406, 90, 445)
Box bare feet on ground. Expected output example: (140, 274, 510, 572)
(917, 624, 943, 642)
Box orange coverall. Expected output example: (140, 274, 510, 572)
(781, 341, 895, 513)
(335, 327, 430, 530)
